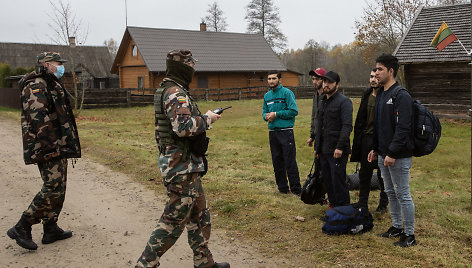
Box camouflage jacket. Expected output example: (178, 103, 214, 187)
(156, 79, 211, 179)
(19, 71, 81, 165)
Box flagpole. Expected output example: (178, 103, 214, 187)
(457, 38, 472, 55)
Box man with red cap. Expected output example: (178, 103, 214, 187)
(306, 67, 327, 147)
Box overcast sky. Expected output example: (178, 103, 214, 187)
(1, 0, 366, 50)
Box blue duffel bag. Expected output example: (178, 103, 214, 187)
(321, 205, 373, 235)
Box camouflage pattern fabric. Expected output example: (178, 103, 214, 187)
(166, 49, 197, 64)
(23, 158, 68, 224)
(135, 173, 214, 268)
(19, 71, 81, 165)
(37, 52, 67, 63)
(157, 79, 211, 180)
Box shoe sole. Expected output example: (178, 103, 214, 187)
(7, 229, 38, 250)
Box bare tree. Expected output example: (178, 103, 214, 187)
(245, 0, 287, 54)
(104, 38, 119, 58)
(202, 2, 228, 32)
(47, 0, 89, 113)
(48, 0, 88, 46)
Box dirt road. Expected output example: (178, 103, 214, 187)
(0, 117, 280, 268)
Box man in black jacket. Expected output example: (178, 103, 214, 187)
(368, 54, 416, 247)
(351, 69, 388, 213)
(314, 71, 353, 207)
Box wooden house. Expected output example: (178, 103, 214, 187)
(393, 3, 471, 115)
(111, 25, 301, 90)
(0, 41, 118, 89)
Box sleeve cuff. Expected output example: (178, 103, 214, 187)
(203, 115, 212, 130)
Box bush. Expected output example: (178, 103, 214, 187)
(0, 63, 12, 87)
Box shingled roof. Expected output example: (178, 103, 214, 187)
(112, 26, 288, 73)
(0, 42, 115, 78)
(394, 3, 471, 63)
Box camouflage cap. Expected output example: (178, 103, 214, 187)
(37, 52, 67, 64)
(166, 49, 198, 64)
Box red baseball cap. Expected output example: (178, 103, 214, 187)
(308, 67, 327, 77)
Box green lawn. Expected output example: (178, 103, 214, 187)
(2, 98, 471, 267)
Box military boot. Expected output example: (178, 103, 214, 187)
(7, 215, 38, 250)
(211, 263, 230, 268)
(194, 262, 230, 268)
(41, 222, 73, 244)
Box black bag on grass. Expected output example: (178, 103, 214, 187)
(300, 159, 326, 205)
(345, 163, 380, 191)
(321, 205, 373, 235)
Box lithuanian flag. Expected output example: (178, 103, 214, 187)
(431, 21, 458, 51)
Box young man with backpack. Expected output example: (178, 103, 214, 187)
(368, 54, 417, 247)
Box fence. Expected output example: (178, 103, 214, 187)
(1, 86, 366, 110)
(0, 88, 20, 109)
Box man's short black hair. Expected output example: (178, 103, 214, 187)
(268, 71, 281, 79)
(376, 54, 399, 77)
(372, 68, 377, 72)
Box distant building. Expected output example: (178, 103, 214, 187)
(394, 3, 471, 115)
(111, 24, 301, 90)
(0, 41, 118, 89)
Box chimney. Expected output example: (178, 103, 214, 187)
(69, 36, 76, 48)
(200, 22, 207, 32)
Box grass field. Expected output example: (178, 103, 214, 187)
(2, 99, 471, 267)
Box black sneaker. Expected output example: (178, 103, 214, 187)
(394, 234, 417, 247)
(380, 226, 404, 238)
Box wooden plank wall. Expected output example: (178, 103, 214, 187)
(405, 62, 470, 114)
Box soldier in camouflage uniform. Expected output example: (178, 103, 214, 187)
(7, 52, 81, 250)
(135, 50, 229, 268)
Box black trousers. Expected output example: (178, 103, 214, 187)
(269, 129, 301, 194)
(320, 153, 350, 207)
(358, 134, 388, 208)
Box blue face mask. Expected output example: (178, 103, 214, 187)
(54, 65, 65, 79)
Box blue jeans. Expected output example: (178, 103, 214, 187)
(378, 156, 415, 235)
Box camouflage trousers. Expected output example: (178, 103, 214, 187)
(23, 158, 68, 225)
(136, 172, 214, 268)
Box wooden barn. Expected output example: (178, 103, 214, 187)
(111, 25, 301, 90)
(393, 3, 471, 116)
(0, 41, 118, 89)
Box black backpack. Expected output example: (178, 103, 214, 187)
(300, 159, 326, 205)
(392, 86, 441, 157)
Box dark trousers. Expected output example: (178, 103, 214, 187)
(320, 153, 350, 207)
(358, 134, 388, 208)
(269, 129, 301, 194)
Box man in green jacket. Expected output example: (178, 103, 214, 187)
(7, 52, 80, 250)
(263, 71, 301, 195)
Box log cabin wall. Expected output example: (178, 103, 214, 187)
(404, 62, 470, 114)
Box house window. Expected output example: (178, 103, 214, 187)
(259, 76, 264, 82)
(132, 45, 138, 57)
(99, 81, 106, 89)
(198, 76, 208, 88)
(138, 77, 144, 89)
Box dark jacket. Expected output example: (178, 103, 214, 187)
(310, 91, 323, 139)
(19, 71, 81, 165)
(350, 87, 374, 162)
(373, 82, 415, 159)
(314, 91, 353, 155)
